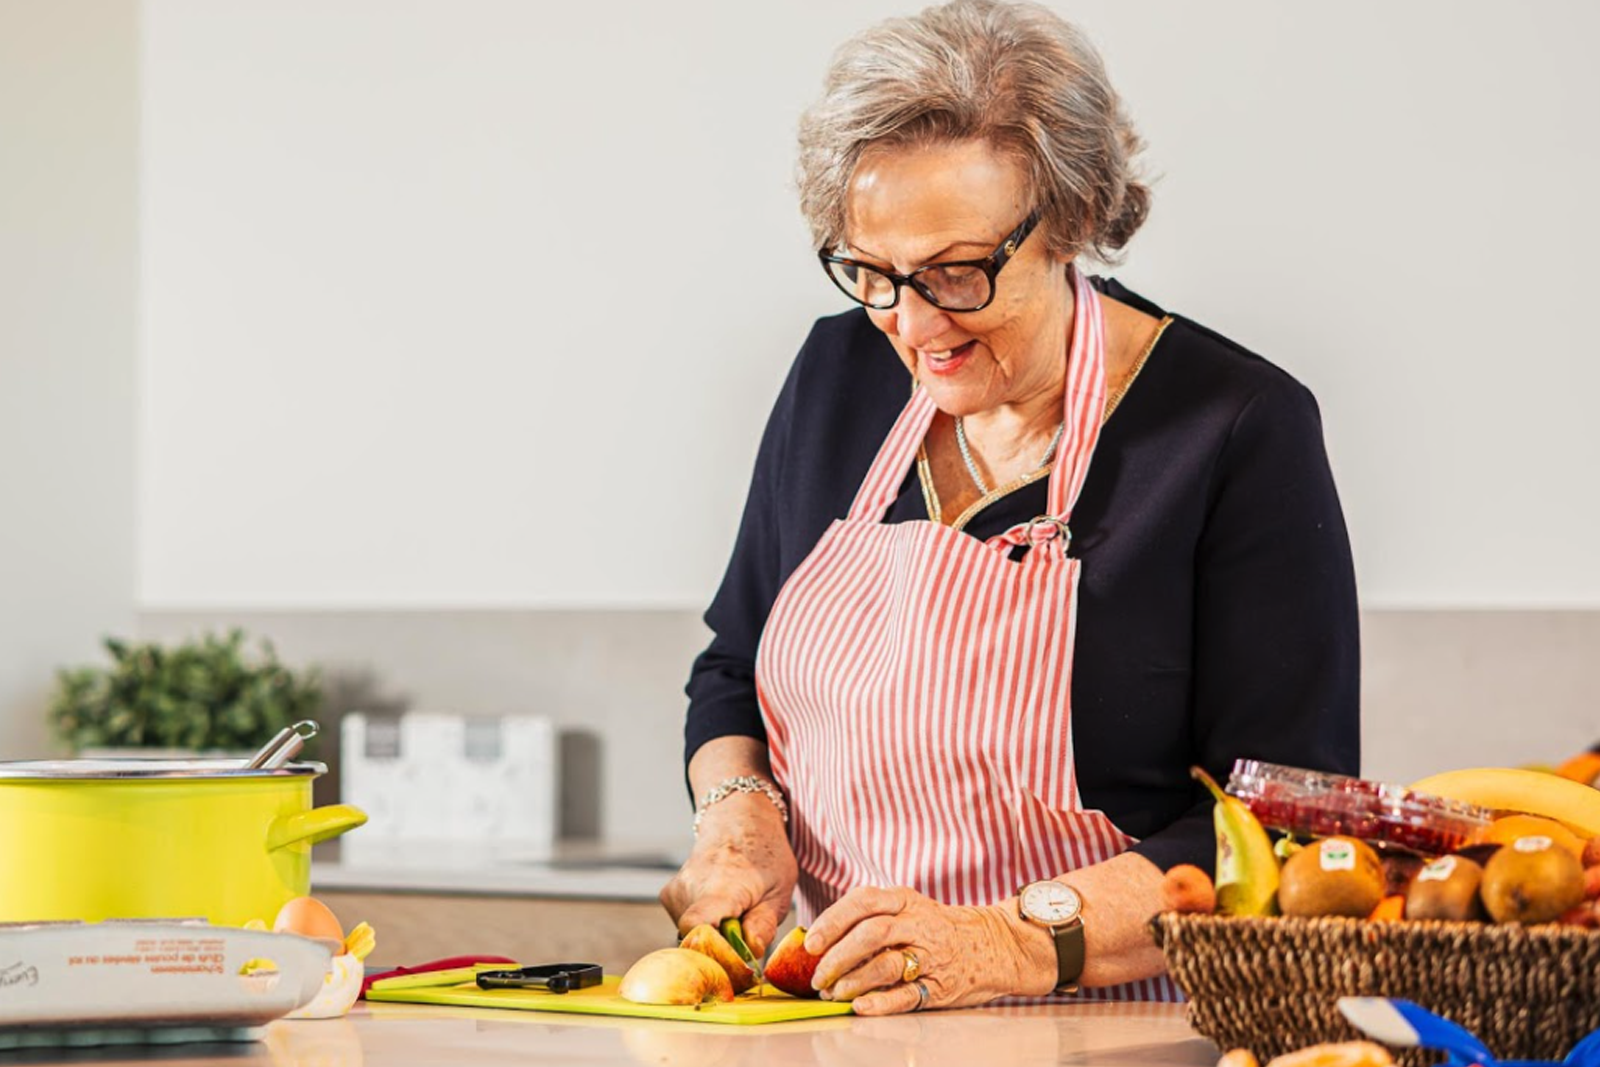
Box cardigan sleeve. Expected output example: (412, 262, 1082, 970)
(1126, 373, 1362, 874)
(680, 350, 802, 776)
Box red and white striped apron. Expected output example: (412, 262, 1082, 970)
(755, 266, 1181, 1001)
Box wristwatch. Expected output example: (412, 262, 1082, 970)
(1017, 879, 1085, 995)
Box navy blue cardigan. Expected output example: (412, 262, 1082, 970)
(683, 279, 1360, 877)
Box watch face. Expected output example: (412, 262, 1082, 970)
(1021, 880, 1082, 924)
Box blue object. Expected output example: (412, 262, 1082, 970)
(1337, 997, 1600, 1067)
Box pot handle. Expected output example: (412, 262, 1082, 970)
(267, 804, 369, 851)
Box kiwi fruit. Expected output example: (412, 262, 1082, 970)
(1480, 836, 1585, 924)
(1278, 836, 1385, 918)
(1405, 854, 1486, 922)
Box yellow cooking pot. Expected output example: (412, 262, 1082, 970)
(0, 758, 366, 927)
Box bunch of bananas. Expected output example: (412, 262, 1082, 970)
(1411, 764, 1600, 840)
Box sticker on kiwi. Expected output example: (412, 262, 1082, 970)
(1514, 835, 1554, 853)
(1417, 856, 1457, 882)
(1319, 838, 1356, 872)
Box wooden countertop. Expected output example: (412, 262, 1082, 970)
(30, 1000, 1222, 1067)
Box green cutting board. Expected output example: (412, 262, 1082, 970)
(366, 969, 854, 1025)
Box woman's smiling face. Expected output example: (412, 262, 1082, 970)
(844, 139, 1074, 418)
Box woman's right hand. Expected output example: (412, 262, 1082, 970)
(659, 792, 798, 958)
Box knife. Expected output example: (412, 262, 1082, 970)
(720, 918, 764, 996)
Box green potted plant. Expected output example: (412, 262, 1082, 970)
(49, 629, 323, 756)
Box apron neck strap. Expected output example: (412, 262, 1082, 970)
(1043, 264, 1107, 522)
(846, 389, 939, 522)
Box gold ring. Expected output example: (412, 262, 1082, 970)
(900, 949, 921, 985)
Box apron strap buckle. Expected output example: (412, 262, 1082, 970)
(1022, 515, 1072, 553)
(990, 515, 1073, 556)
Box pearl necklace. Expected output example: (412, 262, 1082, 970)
(953, 417, 1066, 496)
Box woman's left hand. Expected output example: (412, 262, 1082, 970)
(804, 886, 1052, 1014)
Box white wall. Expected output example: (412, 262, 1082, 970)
(126, 2, 1600, 610)
(0, 0, 139, 757)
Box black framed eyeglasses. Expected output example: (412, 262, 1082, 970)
(819, 210, 1040, 313)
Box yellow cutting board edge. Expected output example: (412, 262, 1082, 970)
(366, 974, 854, 1025)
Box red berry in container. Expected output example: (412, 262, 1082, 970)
(1225, 761, 1492, 857)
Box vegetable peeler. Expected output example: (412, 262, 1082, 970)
(474, 963, 603, 994)
(1338, 997, 1600, 1067)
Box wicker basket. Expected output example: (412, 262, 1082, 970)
(1153, 912, 1600, 1065)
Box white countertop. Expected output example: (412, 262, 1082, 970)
(12, 999, 1219, 1067)
(310, 839, 685, 901)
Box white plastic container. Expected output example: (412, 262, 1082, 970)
(340, 712, 557, 864)
(0, 922, 330, 1043)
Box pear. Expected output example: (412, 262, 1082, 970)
(1192, 766, 1280, 916)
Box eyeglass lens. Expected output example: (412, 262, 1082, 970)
(825, 260, 992, 312)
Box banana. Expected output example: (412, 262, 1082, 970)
(1192, 766, 1279, 916)
(1410, 767, 1600, 840)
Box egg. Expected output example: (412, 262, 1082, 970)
(273, 895, 345, 941)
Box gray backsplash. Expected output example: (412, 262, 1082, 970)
(136, 609, 709, 854)
(136, 608, 1600, 850)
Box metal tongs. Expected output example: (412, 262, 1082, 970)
(245, 721, 320, 770)
(1340, 997, 1600, 1067)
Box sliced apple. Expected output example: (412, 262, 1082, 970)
(679, 923, 756, 994)
(619, 948, 735, 1006)
(763, 927, 822, 999)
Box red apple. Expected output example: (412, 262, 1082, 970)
(679, 923, 757, 994)
(763, 927, 822, 999)
(618, 948, 735, 1006)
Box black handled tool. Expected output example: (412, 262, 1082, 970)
(474, 963, 603, 994)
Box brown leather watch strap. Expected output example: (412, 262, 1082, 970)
(1052, 919, 1085, 994)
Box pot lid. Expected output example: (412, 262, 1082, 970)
(0, 759, 326, 780)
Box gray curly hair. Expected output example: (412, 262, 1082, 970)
(797, 0, 1149, 264)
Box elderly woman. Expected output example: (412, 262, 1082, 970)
(661, 0, 1358, 1012)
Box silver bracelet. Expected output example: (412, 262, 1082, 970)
(693, 775, 789, 835)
